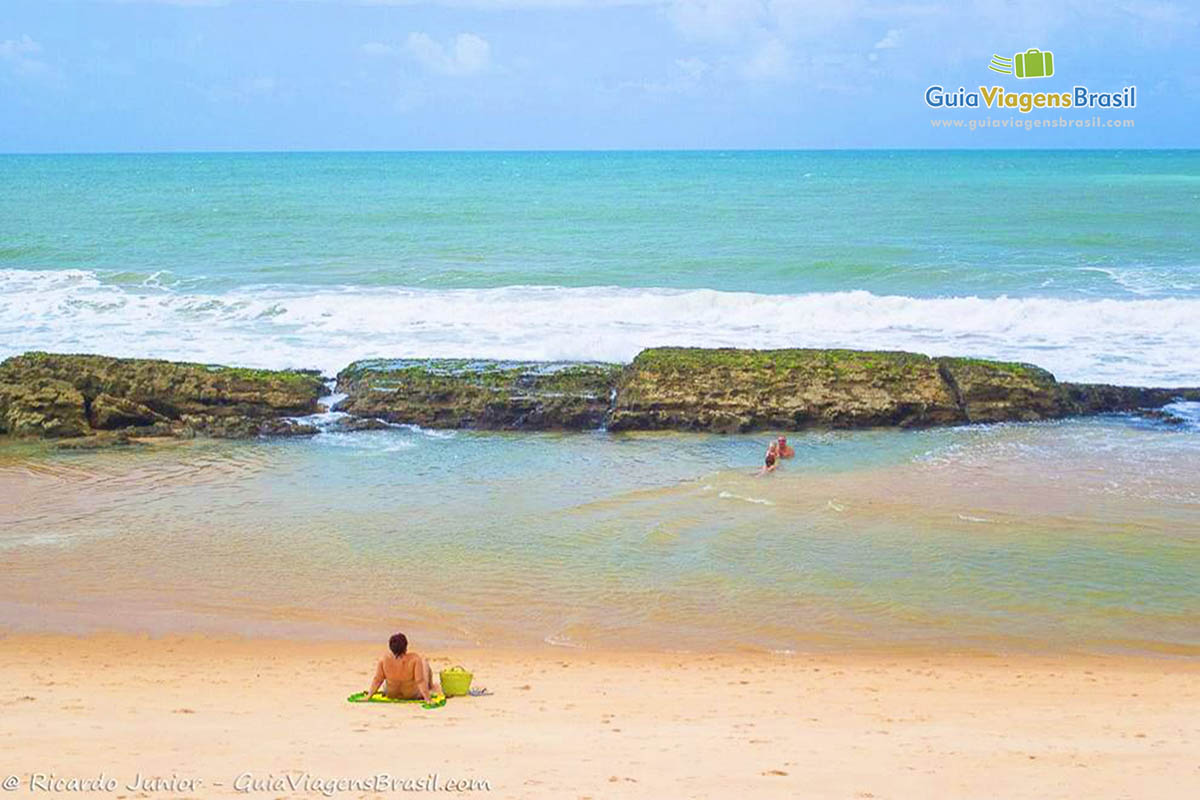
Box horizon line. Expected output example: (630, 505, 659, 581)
(1, 146, 1197, 156)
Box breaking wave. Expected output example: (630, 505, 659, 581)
(2, 268, 1198, 385)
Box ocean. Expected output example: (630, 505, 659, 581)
(2, 150, 1199, 382)
(1, 150, 1198, 655)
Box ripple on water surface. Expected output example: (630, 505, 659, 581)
(1, 416, 1197, 655)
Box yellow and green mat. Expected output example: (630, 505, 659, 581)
(347, 691, 447, 709)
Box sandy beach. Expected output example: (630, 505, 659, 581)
(3, 2, 1197, 794)
(1, 633, 1196, 799)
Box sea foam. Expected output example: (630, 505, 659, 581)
(1, 268, 1198, 386)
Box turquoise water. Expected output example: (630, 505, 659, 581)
(2, 150, 1198, 295)
(2, 150, 1199, 654)
(3, 413, 1198, 654)
(1, 150, 1199, 382)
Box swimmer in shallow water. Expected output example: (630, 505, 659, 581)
(776, 436, 795, 459)
(757, 441, 779, 476)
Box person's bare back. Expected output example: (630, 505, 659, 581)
(365, 633, 439, 702)
(375, 652, 424, 699)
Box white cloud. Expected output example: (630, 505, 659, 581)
(626, 55, 713, 94)
(667, 0, 766, 42)
(873, 28, 902, 49)
(667, 0, 869, 43)
(0, 35, 41, 57)
(674, 56, 710, 80)
(405, 32, 491, 76)
(741, 37, 790, 80)
(0, 34, 49, 77)
(663, 0, 870, 86)
(360, 41, 396, 56)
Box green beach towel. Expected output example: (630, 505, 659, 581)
(347, 691, 447, 709)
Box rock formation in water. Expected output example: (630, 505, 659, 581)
(338, 348, 1199, 433)
(610, 348, 965, 431)
(613, 348, 1200, 431)
(334, 358, 621, 430)
(0, 352, 325, 440)
(1, 348, 1196, 441)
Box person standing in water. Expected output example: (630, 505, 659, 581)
(776, 436, 795, 459)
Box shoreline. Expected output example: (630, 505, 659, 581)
(2, 632, 1197, 799)
(5, 617, 1200, 662)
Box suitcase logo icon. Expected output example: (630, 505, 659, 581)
(988, 49, 1054, 79)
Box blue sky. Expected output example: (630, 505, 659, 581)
(1, 0, 1197, 151)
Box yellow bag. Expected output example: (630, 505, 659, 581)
(439, 665, 473, 697)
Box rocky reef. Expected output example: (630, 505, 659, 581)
(610, 348, 964, 431)
(338, 348, 1199, 433)
(609, 348, 1199, 432)
(334, 358, 621, 430)
(0, 352, 325, 440)
(1, 348, 1195, 442)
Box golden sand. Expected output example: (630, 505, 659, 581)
(1, 633, 1197, 799)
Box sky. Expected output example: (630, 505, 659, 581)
(1, 0, 1197, 151)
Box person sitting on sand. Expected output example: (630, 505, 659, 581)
(758, 441, 779, 476)
(364, 633, 440, 703)
(776, 436, 795, 459)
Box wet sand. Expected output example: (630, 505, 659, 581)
(1, 633, 1196, 799)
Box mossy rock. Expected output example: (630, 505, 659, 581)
(0, 352, 325, 439)
(335, 358, 622, 430)
(1054, 382, 1200, 416)
(610, 347, 965, 432)
(88, 393, 167, 430)
(0, 378, 90, 438)
(5, 348, 1193, 439)
(933, 356, 1060, 423)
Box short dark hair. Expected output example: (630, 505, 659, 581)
(388, 633, 408, 656)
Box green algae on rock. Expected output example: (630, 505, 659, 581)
(0, 352, 325, 440)
(3, 348, 1196, 439)
(0, 377, 92, 438)
(609, 347, 966, 432)
(334, 358, 622, 430)
(606, 348, 1200, 432)
(932, 356, 1061, 424)
(608, 348, 1200, 432)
